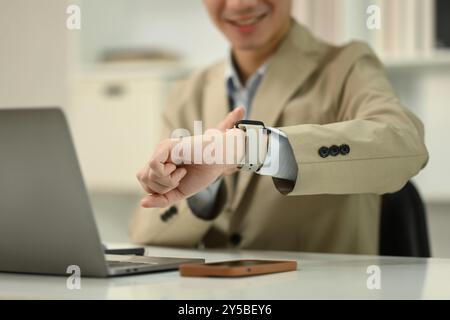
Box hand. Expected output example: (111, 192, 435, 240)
(137, 107, 246, 208)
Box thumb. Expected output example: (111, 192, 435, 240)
(217, 107, 245, 131)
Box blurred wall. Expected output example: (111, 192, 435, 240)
(0, 0, 70, 108)
(80, 0, 227, 66)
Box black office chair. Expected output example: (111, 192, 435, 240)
(379, 181, 431, 258)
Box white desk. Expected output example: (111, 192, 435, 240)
(1, 246, 449, 300)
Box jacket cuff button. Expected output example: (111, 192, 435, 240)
(329, 145, 340, 157)
(340, 144, 350, 155)
(318, 146, 330, 158)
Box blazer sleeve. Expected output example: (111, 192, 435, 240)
(273, 44, 429, 196)
(128, 80, 226, 247)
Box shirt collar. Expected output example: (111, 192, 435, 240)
(225, 52, 268, 91)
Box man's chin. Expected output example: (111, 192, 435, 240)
(232, 41, 268, 52)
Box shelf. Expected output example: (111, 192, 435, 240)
(77, 61, 193, 81)
(382, 50, 450, 69)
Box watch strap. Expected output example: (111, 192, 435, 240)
(234, 120, 268, 172)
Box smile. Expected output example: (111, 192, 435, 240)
(224, 11, 269, 27)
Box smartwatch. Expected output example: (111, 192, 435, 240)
(234, 120, 269, 172)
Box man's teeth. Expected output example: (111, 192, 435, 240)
(233, 15, 264, 26)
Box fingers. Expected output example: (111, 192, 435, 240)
(146, 168, 187, 194)
(171, 167, 188, 183)
(141, 188, 185, 208)
(149, 160, 176, 178)
(150, 142, 177, 176)
(139, 167, 187, 194)
(137, 139, 183, 193)
(141, 194, 168, 208)
(217, 107, 245, 131)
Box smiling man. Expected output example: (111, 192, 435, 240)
(130, 0, 428, 254)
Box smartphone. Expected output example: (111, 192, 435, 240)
(179, 259, 297, 277)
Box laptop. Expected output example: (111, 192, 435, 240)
(0, 108, 204, 277)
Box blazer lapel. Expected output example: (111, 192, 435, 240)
(231, 22, 322, 210)
(202, 61, 229, 129)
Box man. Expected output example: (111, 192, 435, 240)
(130, 0, 428, 254)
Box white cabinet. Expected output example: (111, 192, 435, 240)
(67, 64, 189, 193)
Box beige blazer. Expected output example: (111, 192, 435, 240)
(129, 21, 428, 255)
